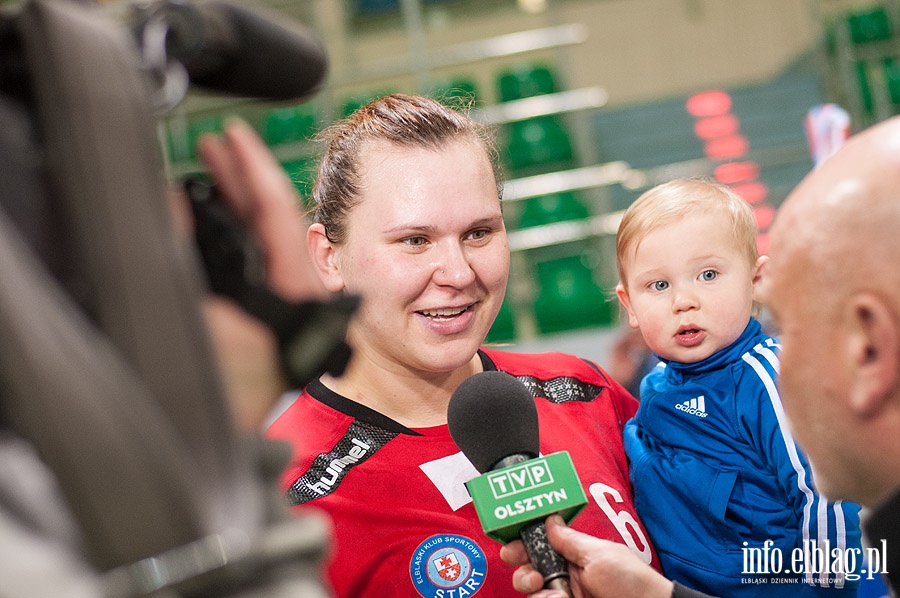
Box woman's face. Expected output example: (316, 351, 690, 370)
(329, 139, 509, 375)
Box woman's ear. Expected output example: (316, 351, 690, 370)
(846, 293, 900, 417)
(307, 223, 346, 293)
(615, 283, 640, 329)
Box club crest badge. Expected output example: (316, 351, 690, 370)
(410, 534, 487, 597)
(434, 552, 462, 581)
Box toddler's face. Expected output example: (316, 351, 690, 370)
(616, 210, 760, 364)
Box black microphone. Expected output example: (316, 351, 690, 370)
(140, 0, 328, 100)
(448, 371, 574, 597)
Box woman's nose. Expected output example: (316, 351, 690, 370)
(433, 244, 476, 287)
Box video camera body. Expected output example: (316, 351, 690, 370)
(0, 1, 346, 596)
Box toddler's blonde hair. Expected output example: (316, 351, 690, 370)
(616, 177, 759, 286)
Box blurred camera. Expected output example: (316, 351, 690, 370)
(183, 176, 357, 389)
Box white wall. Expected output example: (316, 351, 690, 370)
(315, 0, 821, 109)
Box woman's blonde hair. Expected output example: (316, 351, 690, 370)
(616, 177, 759, 285)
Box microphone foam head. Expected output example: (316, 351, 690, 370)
(447, 371, 539, 473)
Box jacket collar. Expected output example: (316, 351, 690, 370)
(659, 318, 762, 378)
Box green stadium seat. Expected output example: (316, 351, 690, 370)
(262, 104, 317, 146)
(532, 255, 613, 334)
(504, 115, 575, 175)
(496, 63, 558, 102)
(517, 192, 590, 229)
(847, 6, 893, 45)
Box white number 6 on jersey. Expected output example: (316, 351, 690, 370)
(589, 482, 653, 564)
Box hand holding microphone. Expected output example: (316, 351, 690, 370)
(448, 371, 588, 598)
(501, 516, 677, 598)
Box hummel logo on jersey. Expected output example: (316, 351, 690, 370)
(675, 396, 708, 418)
(304, 437, 372, 496)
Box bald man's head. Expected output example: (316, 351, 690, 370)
(759, 115, 900, 506)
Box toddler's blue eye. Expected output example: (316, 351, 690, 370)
(701, 270, 717, 281)
(652, 281, 669, 291)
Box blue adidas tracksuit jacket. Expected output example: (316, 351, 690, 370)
(624, 318, 861, 596)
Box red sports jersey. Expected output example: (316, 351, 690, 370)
(267, 349, 660, 598)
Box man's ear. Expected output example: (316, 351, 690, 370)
(307, 223, 346, 293)
(846, 293, 899, 417)
(615, 283, 640, 329)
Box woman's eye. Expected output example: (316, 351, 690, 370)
(652, 280, 669, 291)
(403, 236, 427, 247)
(700, 270, 717, 281)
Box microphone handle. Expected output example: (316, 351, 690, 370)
(520, 519, 574, 598)
(547, 577, 574, 596)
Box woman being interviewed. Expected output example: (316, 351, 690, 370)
(266, 94, 660, 597)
